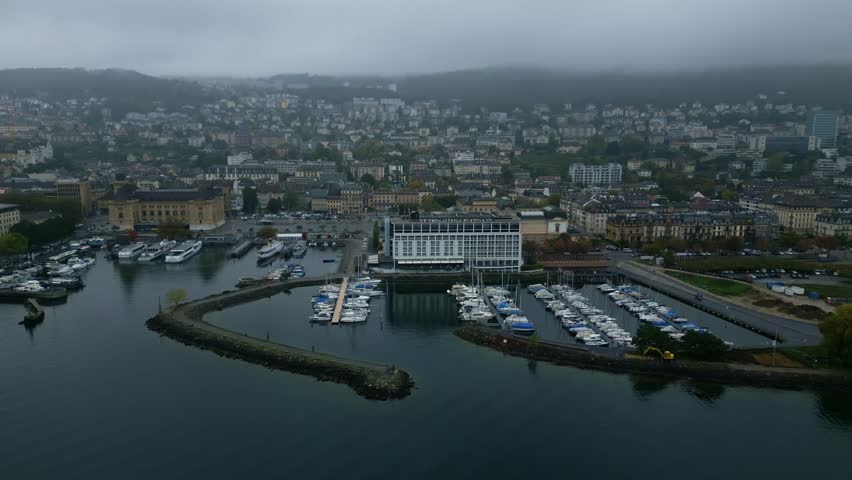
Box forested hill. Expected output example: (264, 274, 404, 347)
(0, 68, 211, 114)
(396, 65, 852, 109)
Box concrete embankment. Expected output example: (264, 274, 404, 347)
(147, 278, 413, 400)
(0, 287, 67, 304)
(376, 271, 548, 292)
(456, 326, 852, 391)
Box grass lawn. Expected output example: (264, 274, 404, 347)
(796, 283, 852, 298)
(667, 271, 752, 296)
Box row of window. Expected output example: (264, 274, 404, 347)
(393, 223, 519, 233)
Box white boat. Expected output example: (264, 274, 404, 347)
(257, 240, 284, 261)
(117, 242, 146, 259)
(164, 241, 203, 263)
(292, 240, 307, 257)
(138, 240, 177, 262)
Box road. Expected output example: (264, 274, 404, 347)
(615, 260, 823, 346)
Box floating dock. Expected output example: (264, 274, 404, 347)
(331, 277, 349, 325)
(229, 239, 254, 258)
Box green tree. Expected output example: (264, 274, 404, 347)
(820, 304, 852, 367)
(634, 323, 676, 353)
(360, 173, 377, 188)
(282, 191, 299, 211)
(527, 333, 540, 355)
(242, 188, 258, 213)
(166, 288, 187, 306)
(767, 153, 785, 173)
(266, 197, 282, 213)
(680, 331, 728, 361)
(257, 226, 278, 239)
(0, 232, 28, 254)
(547, 194, 562, 207)
(372, 222, 380, 251)
(720, 190, 737, 201)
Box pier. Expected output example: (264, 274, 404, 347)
(330, 276, 349, 324)
(146, 275, 412, 400)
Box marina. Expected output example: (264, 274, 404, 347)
(1, 245, 850, 478)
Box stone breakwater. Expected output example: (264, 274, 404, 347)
(456, 326, 852, 391)
(146, 278, 413, 400)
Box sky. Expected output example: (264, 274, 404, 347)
(2, 0, 852, 77)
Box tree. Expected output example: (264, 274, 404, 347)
(634, 323, 676, 353)
(820, 304, 852, 367)
(360, 173, 377, 188)
(166, 288, 187, 306)
(680, 331, 728, 361)
(720, 190, 737, 201)
(372, 222, 380, 251)
(767, 153, 785, 173)
(547, 194, 562, 207)
(257, 226, 278, 239)
(266, 197, 282, 213)
(282, 191, 299, 211)
(0, 233, 28, 255)
(242, 187, 258, 213)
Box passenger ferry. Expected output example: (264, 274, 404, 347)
(117, 242, 147, 259)
(138, 240, 177, 262)
(164, 241, 203, 263)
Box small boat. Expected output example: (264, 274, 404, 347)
(292, 240, 307, 257)
(117, 242, 146, 259)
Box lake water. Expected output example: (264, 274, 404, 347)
(1, 247, 851, 479)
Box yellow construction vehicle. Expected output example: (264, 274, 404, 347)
(643, 346, 675, 361)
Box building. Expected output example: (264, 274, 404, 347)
(369, 189, 420, 212)
(205, 165, 279, 183)
(350, 162, 386, 181)
(517, 209, 572, 244)
(387, 212, 522, 271)
(815, 213, 852, 237)
(568, 163, 622, 186)
(739, 194, 835, 234)
(226, 152, 253, 165)
(605, 212, 777, 246)
(807, 111, 840, 149)
(55, 179, 93, 214)
(0, 203, 21, 235)
(100, 188, 226, 232)
(813, 158, 841, 178)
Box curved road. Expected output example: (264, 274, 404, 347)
(615, 261, 823, 346)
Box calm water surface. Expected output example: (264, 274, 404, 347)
(1, 247, 851, 479)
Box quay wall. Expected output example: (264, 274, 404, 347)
(456, 326, 852, 391)
(147, 277, 413, 400)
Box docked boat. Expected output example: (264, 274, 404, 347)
(87, 237, 105, 248)
(164, 241, 203, 263)
(257, 240, 284, 261)
(117, 242, 146, 259)
(291, 240, 307, 257)
(49, 276, 83, 289)
(138, 240, 177, 262)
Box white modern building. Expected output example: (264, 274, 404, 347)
(568, 163, 622, 186)
(0, 203, 21, 235)
(387, 212, 522, 271)
(205, 165, 279, 182)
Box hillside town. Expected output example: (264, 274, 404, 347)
(2, 88, 851, 265)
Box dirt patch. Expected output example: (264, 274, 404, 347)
(748, 294, 829, 322)
(727, 349, 806, 368)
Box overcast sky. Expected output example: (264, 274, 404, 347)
(3, 0, 852, 77)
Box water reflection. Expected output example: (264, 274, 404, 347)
(388, 292, 458, 332)
(197, 249, 227, 281)
(682, 380, 727, 406)
(816, 388, 852, 429)
(630, 375, 677, 400)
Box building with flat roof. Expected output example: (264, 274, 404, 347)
(0, 203, 21, 235)
(100, 188, 226, 232)
(807, 111, 840, 149)
(386, 212, 522, 271)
